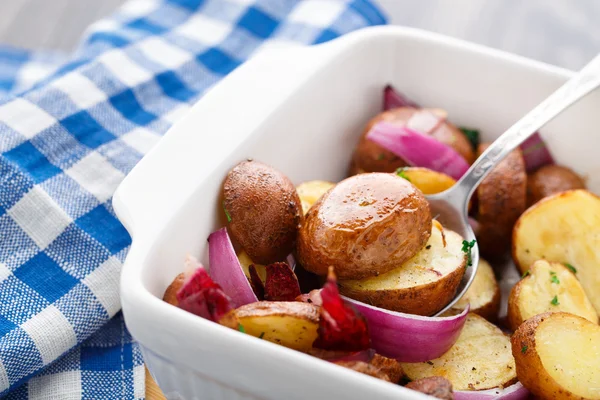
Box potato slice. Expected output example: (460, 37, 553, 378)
(446, 259, 500, 321)
(296, 180, 335, 215)
(398, 167, 456, 195)
(508, 260, 598, 331)
(163, 273, 185, 306)
(511, 312, 600, 400)
(220, 301, 319, 352)
(339, 221, 466, 316)
(401, 313, 517, 391)
(513, 190, 600, 315)
(237, 250, 266, 282)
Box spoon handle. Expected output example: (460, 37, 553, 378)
(455, 53, 600, 206)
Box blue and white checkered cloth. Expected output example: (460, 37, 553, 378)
(0, 0, 385, 398)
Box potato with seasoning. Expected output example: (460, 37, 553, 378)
(511, 312, 600, 400)
(349, 107, 475, 175)
(475, 144, 527, 258)
(527, 164, 585, 206)
(507, 260, 598, 331)
(338, 221, 466, 316)
(396, 167, 456, 195)
(400, 313, 517, 391)
(513, 189, 600, 316)
(297, 172, 432, 280)
(222, 160, 302, 265)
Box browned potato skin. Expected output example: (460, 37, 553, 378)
(371, 354, 404, 384)
(527, 165, 585, 206)
(334, 361, 391, 382)
(476, 144, 527, 258)
(405, 376, 453, 400)
(297, 173, 432, 279)
(223, 160, 302, 265)
(349, 107, 475, 174)
(163, 273, 185, 306)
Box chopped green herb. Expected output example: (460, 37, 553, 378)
(377, 153, 386, 160)
(461, 239, 476, 267)
(551, 295, 560, 306)
(223, 201, 232, 223)
(521, 345, 528, 354)
(521, 270, 530, 279)
(550, 272, 560, 284)
(395, 167, 411, 182)
(259, 332, 265, 339)
(237, 323, 245, 333)
(565, 263, 577, 274)
(459, 127, 480, 151)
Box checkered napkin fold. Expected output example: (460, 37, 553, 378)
(0, 0, 385, 398)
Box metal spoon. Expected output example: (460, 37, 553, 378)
(433, 53, 600, 316)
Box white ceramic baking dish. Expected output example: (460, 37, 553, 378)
(113, 25, 600, 399)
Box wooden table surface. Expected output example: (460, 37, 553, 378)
(146, 367, 167, 400)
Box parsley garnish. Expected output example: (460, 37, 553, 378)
(461, 239, 476, 266)
(237, 323, 245, 333)
(223, 201, 232, 222)
(565, 263, 577, 274)
(459, 127, 480, 151)
(521, 345, 527, 354)
(259, 332, 265, 339)
(521, 270, 530, 279)
(550, 271, 560, 284)
(551, 295, 560, 306)
(395, 167, 411, 182)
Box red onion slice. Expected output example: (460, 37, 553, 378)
(520, 132, 554, 172)
(406, 109, 445, 135)
(383, 84, 420, 110)
(343, 297, 469, 362)
(208, 228, 258, 307)
(454, 382, 531, 400)
(367, 122, 470, 180)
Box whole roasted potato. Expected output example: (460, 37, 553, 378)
(527, 164, 585, 206)
(511, 312, 600, 400)
(349, 107, 475, 174)
(297, 173, 432, 280)
(476, 144, 527, 258)
(223, 160, 302, 265)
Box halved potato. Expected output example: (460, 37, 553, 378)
(220, 301, 319, 352)
(508, 260, 598, 331)
(511, 312, 600, 400)
(163, 273, 185, 306)
(398, 167, 456, 195)
(446, 259, 500, 321)
(237, 250, 266, 282)
(296, 180, 335, 215)
(338, 221, 466, 316)
(513, 190, 600, 315)
(401, 313, 517, 391)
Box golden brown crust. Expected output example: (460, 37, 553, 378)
(223, 160, 302, 265)
(297, 173, 432, 280)
(370, 354, 404, 384)
(527, 165, 585, 206)
(163, 273, 186, 306)
(405, 376, 454, 400)
(349, 107, 475, 175)
(334, 361, 391, 382)
(476, 144, 527, 258)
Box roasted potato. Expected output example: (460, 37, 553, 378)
(334, 361, 390, 382)
(297, 173, 432, 280)
(527, 165, 585, 206)
(371, 354, 404, 384)
(220, 301, 319, 352)
(401, 313, 517, 390)
(339, 221, 466, 316)
(513, 190, 600, 315)
(237, 250, 266, 282)
(163, 273, 186, 306)
(350, 107, 475, 174)
(445, 259, 500, 321)
(296, 180, 335, 215)
(397, 167, 456, 195)
(511, 312, 600, 400)
(405, 376, 453, 400)
(476, 144, 527, 258)
(507, 260, 598, 331)
(223, 160, 302, 265)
